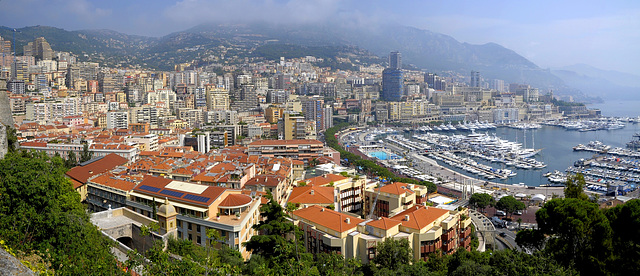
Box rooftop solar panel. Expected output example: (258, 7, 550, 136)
(139, 185, 161, 193)
(184, 194, 210, 203)
(160, 190, 184, 198)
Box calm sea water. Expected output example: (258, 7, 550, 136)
(588, 100, 640, 117)
(416, 99, 640, 186)
(422, 124, 640, 186)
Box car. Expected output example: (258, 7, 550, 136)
(499, 232, 507, 237)
(515, 210, 523, 215)
(496, 210, 506, 216)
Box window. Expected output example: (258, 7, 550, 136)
(197, 235, 201, 244)
(188, 222, 192, 230)
(188, 234, 192, 241)
(196, 225, 201, 232)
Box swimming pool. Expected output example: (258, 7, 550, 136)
(368, 151, 400, 160)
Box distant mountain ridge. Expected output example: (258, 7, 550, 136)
(1, 23, 619, 98)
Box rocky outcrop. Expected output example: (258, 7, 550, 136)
(0, 78, 12, 158)
(0, 247, 35, 276)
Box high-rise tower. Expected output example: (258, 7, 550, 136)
(470, 71, 481, 87)
(389, 51, 402, 69)
(382, 51, 404, 101)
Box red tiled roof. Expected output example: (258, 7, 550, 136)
(304, 174, 348, 186)
(293, 205, 364, 233)
(90, 173, 138, 191)
(390, 206, 449, 230)
(288, 186, 334, 205)
(65, 153, 129, 185)
(244, 174, 285, 187)
(377, 182, 415, 195)
(219, 194, 252, 207)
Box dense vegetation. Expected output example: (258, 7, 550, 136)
(0, 150, 126, 275)
(514, 173, 640, 275)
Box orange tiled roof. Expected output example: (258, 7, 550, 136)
(288, 186, 334, 205)
(377, 182, 416, 195)
(65, 153, 129, 185)
(390, 206, 449, 230)
(304, 174, 348, 186)
(293, 205, 364, 233)
(244, 174, 285, 188)
(90, 173, 138, 191)
(219, 194, 252, 207)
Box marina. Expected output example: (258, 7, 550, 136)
(353, 119, 640, 188)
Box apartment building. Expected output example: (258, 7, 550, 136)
(127, 175, 262, 260)
(247, 139, 324, 164)
(292, 204, 472, 264)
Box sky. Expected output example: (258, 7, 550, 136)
(1, 0, 639, 75)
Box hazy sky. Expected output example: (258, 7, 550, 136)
(1, 0, 639, 75)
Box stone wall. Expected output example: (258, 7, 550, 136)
(0, 78, 12, 159)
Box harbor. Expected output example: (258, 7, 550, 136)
(340, 120, 640, 195)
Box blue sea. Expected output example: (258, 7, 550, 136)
(423, 101, 640, 186)
(588, 100, 640, 118)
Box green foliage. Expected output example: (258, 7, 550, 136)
(65, 150, 77, 168)
(496, 196, 526, 217)
(535, 198, 612, 275)
(469, 193, 495, 211)
(372, 238, 413, 270)
(0, 150, 125, 275)
(5, 126, 17, 153)
(315, 253, 363, 276)
(605, 199, 640, 275)
(515, 229, 546, 252)
(79, 143, 93, 163)
(244, 191, 314, 275)
(563, 173, 589, 201)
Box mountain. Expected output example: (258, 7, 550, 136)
(552, 66, 640, 100)
(556, 64, 640, 88)
(1, 23, 568, 93)
(183, 23, 567, 91)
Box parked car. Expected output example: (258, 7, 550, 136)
(496, 210, 506, 216)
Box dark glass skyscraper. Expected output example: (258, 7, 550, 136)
(382, 51, 404, 101)
(389, 51, 402, 69)
(382, 68, 403, 101)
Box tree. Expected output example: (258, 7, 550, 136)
(244, 191, 314, 274)
(372, 238, 413, 270)
(564, 173, 589, 201)
(469, 193, 494, 212)
(79, 143, 93, 163)
(421, 181, 437, 194)
(515, 229, 546, 252)
(65, 150, 77, 168)
(5, 126, 17, 153)
(496, 195, 525, 218)
(605, 199, 640, 275)
(0, 150, 126, 275)
(536, 198, 612, 275)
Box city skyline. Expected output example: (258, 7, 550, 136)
(0, 0, 639, 76)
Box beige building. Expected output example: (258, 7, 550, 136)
(292, 204, 472, 264)
(128, 175, 262, 260)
